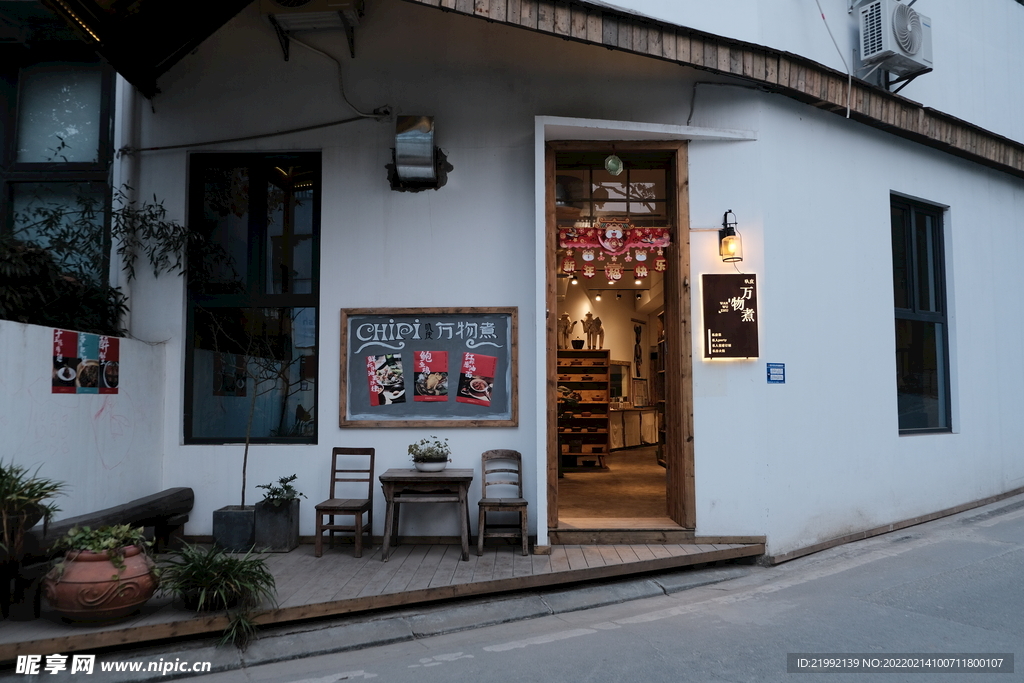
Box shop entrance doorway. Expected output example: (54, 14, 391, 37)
(545, 143, 694, 531)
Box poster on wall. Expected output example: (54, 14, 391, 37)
(340, 308, 517, 427)
(52, 329, 120, 394)
(702, 274, 759, 359)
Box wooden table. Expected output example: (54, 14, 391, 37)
(379, 468, 474, 561)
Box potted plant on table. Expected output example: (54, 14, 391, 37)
(408, 436, 451, 472)
(254, 474, 306, 552)
(0, 461, 66, 619)
(159, 543, 276, 649)
(42, 524, 158, 622)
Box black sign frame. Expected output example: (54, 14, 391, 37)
(702, 274, 759, 359)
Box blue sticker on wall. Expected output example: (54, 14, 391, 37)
(767, 363, 785, 384)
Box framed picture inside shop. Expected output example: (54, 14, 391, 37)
(339, 307, 518, 427)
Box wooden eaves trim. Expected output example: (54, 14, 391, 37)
(402, 0, 1024, 181)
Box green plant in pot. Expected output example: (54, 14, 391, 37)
(42, 525, 158, 622)
(408, 436, 452, 472)
(0, 461, 66, 619)
(254, 475, 306, 553)
(160, 543, 276, 649)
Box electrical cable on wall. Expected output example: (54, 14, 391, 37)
(288, 33, 388, 120)
(815, 0, 853, 118)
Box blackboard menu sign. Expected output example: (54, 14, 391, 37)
(340, 307, 518, 427)
(702, 274, 759, 359)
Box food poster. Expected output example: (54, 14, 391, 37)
(99, 336, 119, 394)
(51, 330, 120, 394)
(413, 351, 448, 402)
(213, 352, 247, 397)
(52, 329, 79, 393)
(456, 353, 496, 406)
(367, 354, 406, 406)
(342, 308, 516, 425)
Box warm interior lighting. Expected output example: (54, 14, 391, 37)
(719, 210, 743, 262)
(570, 276, 578, 285)
(635, 292, 642, 300)
(595, 292, 602, 301)
(634, 279, 642, 285)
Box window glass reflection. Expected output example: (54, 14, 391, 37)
(16, 65, 102, 163)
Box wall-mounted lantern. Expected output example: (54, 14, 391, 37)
(386, 115, 453, 192)
(719, 210, 743, 262)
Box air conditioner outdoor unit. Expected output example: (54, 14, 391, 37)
(259, 0, 361, 30)
(858, 0, 933, 77)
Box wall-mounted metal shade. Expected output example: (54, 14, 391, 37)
(395, 116, 435, 182)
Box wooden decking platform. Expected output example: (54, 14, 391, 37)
(0, 538, 764, 662)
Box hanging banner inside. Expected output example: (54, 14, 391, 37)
(702, 274, 759, 359)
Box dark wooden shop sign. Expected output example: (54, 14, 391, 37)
(702, 274, 758, 359)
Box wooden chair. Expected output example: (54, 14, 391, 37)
(477, 449, 529, 556)
(314, 448, 374, 558)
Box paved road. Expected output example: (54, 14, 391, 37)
(108, 495, 1024, 682)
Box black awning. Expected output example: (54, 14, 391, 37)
(41, 0, 254, 97)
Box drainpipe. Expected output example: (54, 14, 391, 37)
(110, 75, 139, 334)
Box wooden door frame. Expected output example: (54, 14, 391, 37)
(545, 141, 695, 529)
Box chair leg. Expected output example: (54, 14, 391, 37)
(353, 512, 363, 558)
(366, 509, 373, 550)
(477, 507, 486, 556)
(315, 513, 324, 558)
(520, 508, 529, 556)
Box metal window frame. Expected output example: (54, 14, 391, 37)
(184, 151, 322, 445)
(892, 195, 951, 434)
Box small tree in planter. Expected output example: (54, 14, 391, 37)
(254, 475, 306, 552)
(408, 436, 451, 472)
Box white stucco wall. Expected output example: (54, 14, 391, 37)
(0, 320, 164, 520)
(111, 0, 1024, 556)
(597, 0, 1024, 143)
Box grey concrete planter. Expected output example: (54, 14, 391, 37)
(212, 505, 255, 552)
(254, 499, 300, 552)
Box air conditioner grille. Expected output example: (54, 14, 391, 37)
(862, 2, 883, 58)
(892, 3, 922, 55)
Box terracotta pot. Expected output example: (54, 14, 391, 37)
(42, 545, 157, 622)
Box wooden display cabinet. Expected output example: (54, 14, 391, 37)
(557, 349, 610, 469)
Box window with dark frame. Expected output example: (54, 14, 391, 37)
(1, 48, 116, 286)
(185, 153, 321, 444)
(891, 196, 950, 432)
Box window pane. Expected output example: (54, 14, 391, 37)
(628, 169, 666, 200)
(895, 318, 947, 430)
(193, 166, 249, 293)
(266, 167, 316, 295)
(16, 65, 102, 163)
(915, 212, 939, 313)
(11, 181, 106, 283)
(592, 169, 627, 215)
(891, 205, 910, 309)
(190, 307, 316, 439)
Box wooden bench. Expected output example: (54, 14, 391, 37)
(2, 487, 194, 619)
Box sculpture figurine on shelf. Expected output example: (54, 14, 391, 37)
(557, 313, 577, 350)
(582, 312, 604, 349)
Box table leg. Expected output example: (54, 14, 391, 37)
(459, 484, 469, 561)
(381, 484, 394, 562)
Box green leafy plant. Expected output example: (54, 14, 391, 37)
(408, 436, 452, 464)
(256, 474, 306, 507)
(53, 524, 149, 572)
(159, 544, 277, 650)
(0, 460, 66, 559)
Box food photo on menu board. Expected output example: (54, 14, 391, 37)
(456, 352, 496, 407)
(413, 350, 448, 402)
(367, 353, 406, 406)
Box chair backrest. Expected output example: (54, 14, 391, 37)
(330, 447, 375, 500)
(481, 449, 523, 498)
